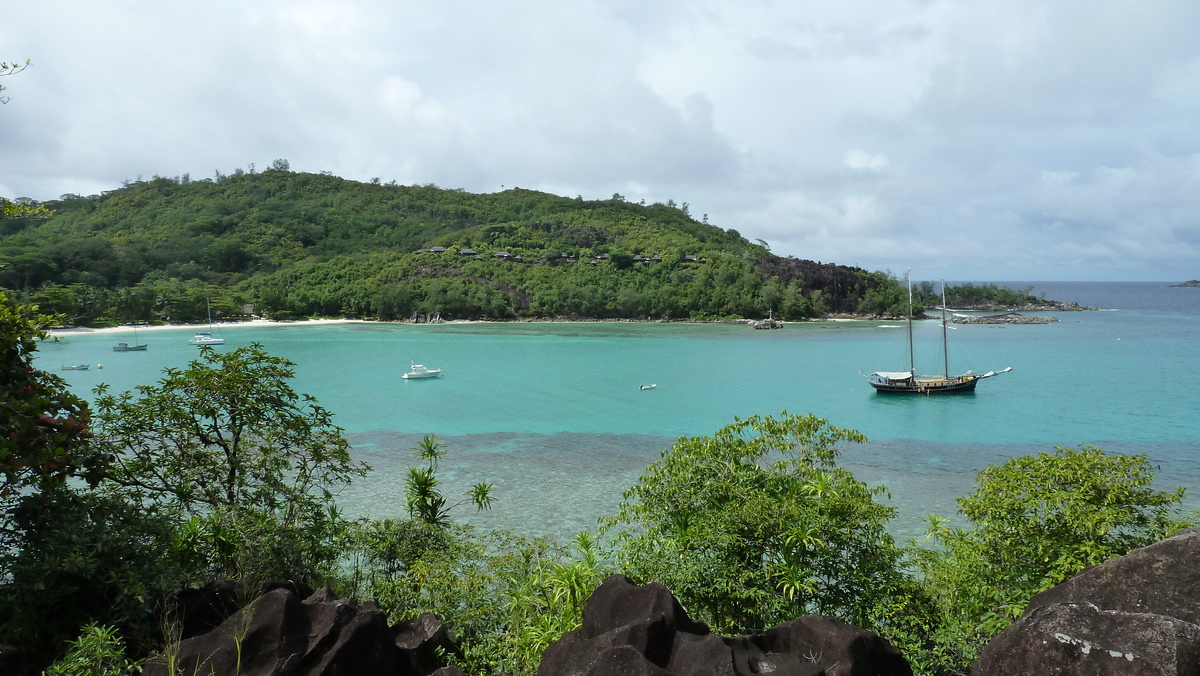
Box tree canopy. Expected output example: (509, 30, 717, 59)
(914, 445, 1192, 670)
(602, 412, 917, 634)
(0, 169, 914, 323)
(92, 344, 368, 580)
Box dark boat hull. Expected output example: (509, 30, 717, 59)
(870, 377, 979, 395)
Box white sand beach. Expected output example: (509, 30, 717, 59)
(47, 318, 372, 338)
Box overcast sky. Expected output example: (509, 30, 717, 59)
(3, 1, 1199, 281)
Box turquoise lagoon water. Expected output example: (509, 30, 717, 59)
(38, 282, 1200, 541)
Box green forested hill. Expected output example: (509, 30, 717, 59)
(0, 167, 911, 324)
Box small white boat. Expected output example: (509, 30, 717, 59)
(189, 299, 226, 346)
(189, 332, 225, 346)
(402, 363, 443, 379)
(62, 363, 90, 371)
(639, 384, 657, 390)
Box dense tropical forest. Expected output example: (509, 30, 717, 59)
(0, 163, 926, 325)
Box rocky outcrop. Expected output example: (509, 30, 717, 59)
(539, 574, 911, 676)
(143, 584, 458, 676)
(746, 317, 782, 329)
(950, 312, 1058, 324)
(973, 527, 1200, 675)
(953, 300, 1096, 312)
(1170, 280, 1200, 288)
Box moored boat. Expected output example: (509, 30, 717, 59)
(113, 325, 148, 351)
(189, 299, 225, 346)
(867, 276, 1011, 395)
(113, 342, 149, 351)
(402, 363, 443, 379)
(62, 363, 90, 371)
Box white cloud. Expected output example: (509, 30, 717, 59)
(845, 150, 890, 172)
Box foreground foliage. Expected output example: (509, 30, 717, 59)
(912, 445, 1192, 672)
(602, 413, 925, 636)
(92, 344, 368, 582)
(41, 623, 140, 676)
(346, 521, 609, 676)
(0, 291, 99, 498)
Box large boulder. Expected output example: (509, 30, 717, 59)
(539, 574, 911, 676)
(1023, 527, 1200, 624)
(973, 602, 1200, 675)
(973, 528, 1200, 675)
(143, 585, 453, 676)
(169, 579, 315, 640)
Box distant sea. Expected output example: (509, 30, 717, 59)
(39, 282, 1200, 541)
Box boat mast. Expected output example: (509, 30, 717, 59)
(906, 272, 915, 378)
(941, 280, 949, 378)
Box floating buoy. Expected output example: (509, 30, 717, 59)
(97, 364, 104, 369)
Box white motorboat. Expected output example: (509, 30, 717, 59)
(62, 363, 90, 371)
(402, 363, 443, 379)
(189, 332, 225, 346)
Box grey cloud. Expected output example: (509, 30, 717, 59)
(1, 0, 1198, 280)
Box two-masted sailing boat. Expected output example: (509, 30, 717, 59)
(867, 278, 1011, 394)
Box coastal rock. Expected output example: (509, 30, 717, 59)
(143, 585, 453, 676)
(953, 300, 1097, 312)
(169, 579, 314, 640)
(746, 317, 782, 329)
(1023, 527, 1200, 625)
(950, 312, 1058, 325)
(972, 602, 1200, 676)
(973, 528, 1200, 675)
(538, 574, 911, 676)
(1170, 280, 1200, 288)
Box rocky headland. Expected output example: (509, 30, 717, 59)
(953, 299, 1096, 312)
(951, 312, 1058, 325)
(1170, 280, 1200, 288)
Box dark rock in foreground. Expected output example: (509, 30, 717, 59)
(973, 527, 1200, 675)
(950, 312, 1058, 324)
(143, 584, 456, 676)
(539, 574, 911, 676)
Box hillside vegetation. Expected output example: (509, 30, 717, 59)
(0, 166, 912, 324)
